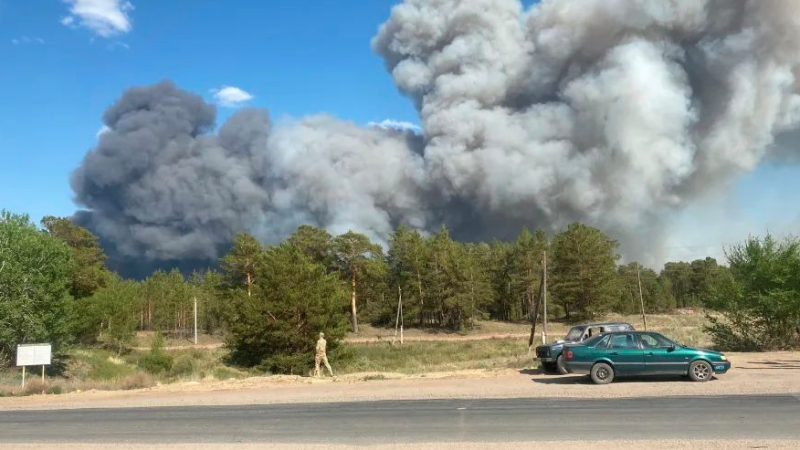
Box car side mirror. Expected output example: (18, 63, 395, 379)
(668, 345, 676, 352)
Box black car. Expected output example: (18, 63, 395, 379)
(536, 322, 635, 374)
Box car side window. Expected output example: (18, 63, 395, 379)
(592, 335, 611, 349)
(609, 334, 638, 349)
(641, 333, 672, 348)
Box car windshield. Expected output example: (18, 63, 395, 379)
(564, 327, 585, 341)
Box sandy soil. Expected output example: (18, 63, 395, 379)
(10, 441, 800, 450)
(1, 351, 798, 412)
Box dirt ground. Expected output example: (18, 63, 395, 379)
(1, 351, 798, 412)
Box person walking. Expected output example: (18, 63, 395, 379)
(314, 332, 334, 378)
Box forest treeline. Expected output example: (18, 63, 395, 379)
(1, 210, 799, 372)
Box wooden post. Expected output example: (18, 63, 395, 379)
(21, 366, 26, 389)
(637, 264, 648, 331)
(42, 365, 45, 383)
(543, 251, 548, 345)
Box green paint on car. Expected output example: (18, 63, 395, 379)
(563, 331, 731, 384)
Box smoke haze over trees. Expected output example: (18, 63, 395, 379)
(69, 0, 800, 275)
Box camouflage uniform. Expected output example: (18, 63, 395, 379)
(314, 332, 334, 377)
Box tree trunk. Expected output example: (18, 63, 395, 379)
(350, 269, 359, 333)
(246, 272, 252, 298)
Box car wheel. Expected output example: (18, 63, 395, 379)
(541, 362, 557, 373)
(556, 354, 568, 375)
(590, 362, 615, 385)
(688, 360, 713, 382)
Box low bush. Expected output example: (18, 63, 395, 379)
(138, 333, 174, 374)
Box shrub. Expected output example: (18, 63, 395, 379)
(119, 372, 153, 390)
(170, 354, 197, 378)
(706, 236, 800, 351)
(138, 334, 173, 374)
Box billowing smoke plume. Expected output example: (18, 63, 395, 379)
(73, 0, 800, 274)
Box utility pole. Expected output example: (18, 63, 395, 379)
(637, 264, 648, 331)
(400, 288, 404, 345)
(193, 297, 198, 345)
(542, 251, 548, 345)
(393, 287, 403, 345)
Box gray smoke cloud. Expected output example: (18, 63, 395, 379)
(73, 0, 800, 273)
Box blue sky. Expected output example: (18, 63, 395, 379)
(0, 0, 799, 263)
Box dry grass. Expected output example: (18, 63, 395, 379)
(337, 339, 533, 375)
(349, 312, 714, 347)
(0, 314, 715, 397)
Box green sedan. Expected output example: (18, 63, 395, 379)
(562, 331, 731, 384)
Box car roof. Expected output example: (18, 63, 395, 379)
(598, 331, 661, 335)
(569, 322, 634, 328)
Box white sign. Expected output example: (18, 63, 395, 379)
(16, 344, 52, 367)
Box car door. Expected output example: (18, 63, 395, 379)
(606, 333, 645, 375)
(640, 333, 687, 375)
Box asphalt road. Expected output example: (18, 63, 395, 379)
(2, 395, 800, 444)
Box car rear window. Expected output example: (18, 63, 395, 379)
(585, 335, 611, 348)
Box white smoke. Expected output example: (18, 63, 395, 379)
(73, 0, 800, 272)
(374, 0, 800, 261)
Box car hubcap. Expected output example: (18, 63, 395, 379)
(597, 368, 608, 380)
(694, 364, 710, 379)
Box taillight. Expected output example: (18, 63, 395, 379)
(565, 349, 574, 360)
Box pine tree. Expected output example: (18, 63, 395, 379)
(551, 223, 620, 320)
(221, 233, 264, 298)
(387, 225, 429, 325)
(226, 243, 348, 372)
(332, 231, 383, 333)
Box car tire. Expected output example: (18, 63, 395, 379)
(541, 362, 557, 373)
(556, 354, 568, 375)
(590, 362, 615, 385)
(688, 360, 713, 382)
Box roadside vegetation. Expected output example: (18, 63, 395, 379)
(0, 313, 713, 397)
(1, 209, 798, 397)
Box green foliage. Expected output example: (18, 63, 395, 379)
(706, 235, 800, 351)
(287, 225, 335, 269)
(0, 211, 75, 367)
(140, 269, 194, 336)
(81, 276, 140, 352)
(615, 263, 674, 314)
(67, 349, 136, 381)
(226, 243, 349, 373)
(505, 228, 548, 321)
(190, 270, 226, 334)
(41, 216, 109, 299)
(419, 227, 494, 330)
(220, 233, 264, 296)
(551, 223, 620, 320)
(387, 225, 429, 325)
(332, 231, 384, 332)
(138, 333, 174, 374)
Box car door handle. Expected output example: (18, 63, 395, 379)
(609, 352, 619, 356)
(646, 352, 654, 356)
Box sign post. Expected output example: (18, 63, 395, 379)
(16, 344, 52, 390)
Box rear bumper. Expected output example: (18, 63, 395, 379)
(563, 362, 592, 375)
